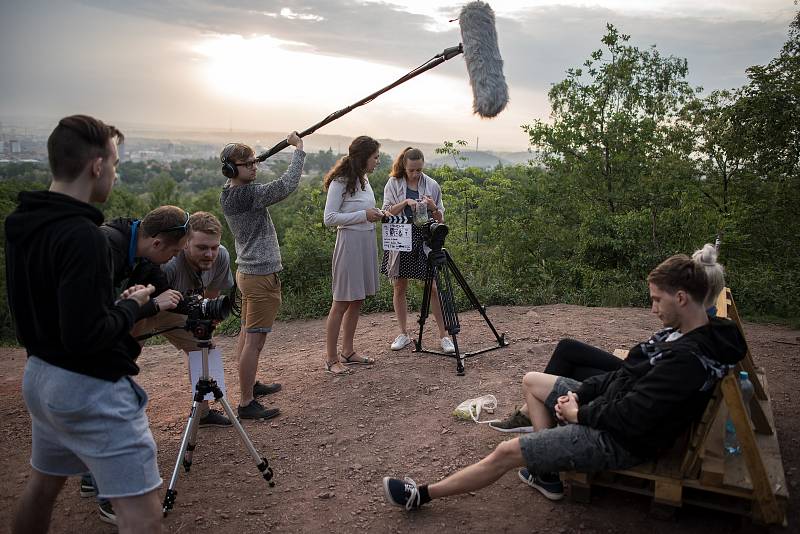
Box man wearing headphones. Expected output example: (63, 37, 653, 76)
(219, 132, 305, 420)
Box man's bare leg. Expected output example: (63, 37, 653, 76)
(427, 439, 526, 499)
(111, 489, 162, 534)
(12, 470, 66, 534)
(522, 371, 559, 430)
(238, 331, 267, 407)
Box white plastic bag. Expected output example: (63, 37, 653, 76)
(453, 394, 500, 424)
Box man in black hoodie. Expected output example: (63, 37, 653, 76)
(382, 253, 747, 510)
(6, 115, 165, 534)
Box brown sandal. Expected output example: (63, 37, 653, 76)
(325, 360, 351, 375)
(339, 352, 375, 366)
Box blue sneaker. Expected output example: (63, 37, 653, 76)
(382, 477, 421, 510)
(518, 468, 564, 501)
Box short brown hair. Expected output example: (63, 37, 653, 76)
(47, 115, 124, 182)
(188, 211, 222, 237)
(141, 205, 189, 244)
(220, 143, 254, 165)
(647, 254, 709, 304)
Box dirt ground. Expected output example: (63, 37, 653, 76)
(0, 304, 798, 533)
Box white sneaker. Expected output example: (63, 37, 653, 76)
(441, 337, 455, 354)
(391, 333, 412, 351)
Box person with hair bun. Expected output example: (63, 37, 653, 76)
(380, 148, 454, 354)
(692, 243, 725, 312)
(322, 136, 384, 375)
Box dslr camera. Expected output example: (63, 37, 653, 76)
(172, 291, 232, 340)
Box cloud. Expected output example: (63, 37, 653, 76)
(0, 0, 795, 149)
(74, 0, 793, 93)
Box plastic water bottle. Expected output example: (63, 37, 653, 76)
(724, 371, 754, 456)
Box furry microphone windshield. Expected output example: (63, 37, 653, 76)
(459, 1, 509, 118)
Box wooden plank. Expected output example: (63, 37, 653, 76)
(725, 289, 768, 401)
(699, 406, 726, 485)
(720, 374, 783, 524)
(654, 479, 683, 506)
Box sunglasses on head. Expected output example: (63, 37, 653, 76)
(152, 211, 190, 237)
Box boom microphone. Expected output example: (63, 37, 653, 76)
(459, 1, 509, 118)
(257, 1, 508, 161)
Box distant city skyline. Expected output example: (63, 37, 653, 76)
(0, 1, 796, 151)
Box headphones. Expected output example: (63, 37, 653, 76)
(221, 143, 239, 179)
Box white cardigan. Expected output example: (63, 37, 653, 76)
(381, 173, 445, 278)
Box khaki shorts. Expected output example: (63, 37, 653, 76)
(237, 271, 282, 333)
(132, 311, 199, 353)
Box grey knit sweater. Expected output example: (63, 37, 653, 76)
(219, 150, 306, 275)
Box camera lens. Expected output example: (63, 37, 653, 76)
(202, 295, 232, 321)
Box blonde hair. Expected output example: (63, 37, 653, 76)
(692, 243, 726, 308)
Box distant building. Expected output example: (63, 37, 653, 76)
(10, 140, 21, 153)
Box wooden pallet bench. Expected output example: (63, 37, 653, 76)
(564, 289, 789, 526)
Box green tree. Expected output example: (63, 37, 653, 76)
(524, 24, 698, 216)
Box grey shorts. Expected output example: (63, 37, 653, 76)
(518, 377, 643, 474)
(22, 357, 162, 499)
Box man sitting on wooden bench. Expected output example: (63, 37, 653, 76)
(382, 252, 747, 510)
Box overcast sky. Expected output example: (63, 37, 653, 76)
(0, 0, 795, 150)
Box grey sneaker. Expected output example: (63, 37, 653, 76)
(237, 400, 280, 420)
(198, 409, 232, 428)
(489, 408, 534, 433)
(518, 468, 564, 501)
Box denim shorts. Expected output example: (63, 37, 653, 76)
(518, 377, 643, 474)
(22, 356, 162, 499)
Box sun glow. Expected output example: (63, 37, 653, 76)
(190, 33, 473, 122)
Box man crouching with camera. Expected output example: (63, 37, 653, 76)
(133, 211, 235, 427)
(7, 115, 164, 534)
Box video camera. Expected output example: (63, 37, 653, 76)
(420, 219, 449, 252)
(171, 292, 231, 340)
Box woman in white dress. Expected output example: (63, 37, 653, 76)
(322, 136, 384, 375)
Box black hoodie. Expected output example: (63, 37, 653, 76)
(575, 316, 747, 458)
(5, 191, 142, 381)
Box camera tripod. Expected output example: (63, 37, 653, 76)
(416, 247, 508, 375)
(162, 331, 274, 516)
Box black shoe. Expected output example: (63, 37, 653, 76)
(518, 468, 564, 501)
(382, 477, 422, 510)
(79, 476, 97, 498)
(253, 381, 282, 397)
(237, 400, 280, 420)
(98, 500, 117, 525)
(198, 409, 232, 428)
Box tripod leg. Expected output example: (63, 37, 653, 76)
(415, 263, 436, 351)
(217, 396, 275, 486)
(163, 400, 202, 516)
(434, 264, 464, 374)
(444, 250, 507, 345)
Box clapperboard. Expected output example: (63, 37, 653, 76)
(381, 215, 413, 252)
